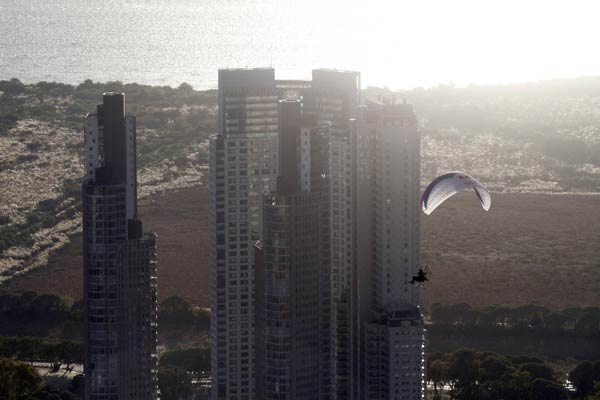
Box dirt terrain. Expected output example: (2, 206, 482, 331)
(5, 187, 600, 311)
(420, 191, 600, 310)
(3, 188, 210, 306)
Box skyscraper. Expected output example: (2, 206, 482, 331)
(212, 68, 426, 400)
(254, 101, 331, 400)
(354, 100, 426, 400)
(82, 93, 158, 400)
(210, 69, 280, 400)
(304, 69, 361, 400)
(211, 68, 361, 400)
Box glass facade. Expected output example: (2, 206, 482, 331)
(83, 93, 158, 400)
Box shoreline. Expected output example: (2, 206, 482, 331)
(5, 73, 600, 94)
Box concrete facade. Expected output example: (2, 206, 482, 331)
(354, 101, 426, 400)
(210, 69, 280, 400)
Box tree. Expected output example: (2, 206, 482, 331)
(428, 359, 448, 400)
(54, 341, 83, 368)
(18, 384, 79, 400)
(178, 82, 194, 92)
(159, 296, 195, 326)
(447, 348, 480, 399)
(158, 366, 193, 400)
(69, 374, 85, 398)
(588, 382, 600, 400)
(0, 357, 42, 399)
(520, 362, 554, 381)
(508, 355, 544, 366)
(530, 378, 568, 400)
(0, 79, 26, 95)
(480, 354, 512, 382)
(15, 337, 43, 364)
(574, 311, 600, 336)
(68, 299, 84, 321)
(593, 360, 600, 382)
(431, 303, 475, 327)
(500, 369, 533, 400)
(544, 312, 569, 331)
(29, 294, 68, 318)
(570, 361, 595, 398)
(161, 347, 210, 373)
(510, 305, 548, 329)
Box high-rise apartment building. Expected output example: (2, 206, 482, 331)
(210, 69, 280, 400)
(211, 68, 425, 400)
(210, 68, 360, 400)
(82, 93, 158, 400)
(354, 100, 426, 400)
(255, 100, 331, 399)
(304, 70, 361, 400)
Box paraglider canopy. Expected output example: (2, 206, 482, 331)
(421, 171, 491, 215)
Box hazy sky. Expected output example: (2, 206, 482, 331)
(315, 0, 600, 87)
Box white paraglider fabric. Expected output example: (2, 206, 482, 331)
(421, 171, 491, 215)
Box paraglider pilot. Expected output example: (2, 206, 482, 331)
(410, 266, 430, 285)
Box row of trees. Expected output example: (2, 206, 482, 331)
(0, 291, 81, 320)
(0, 334, 207, 400)
(0, 78, 215, 108)
(0, 336, 82, 367)
(430, 303, 600, 337)
(0, 291, 209, 333)
(158, 365, 194, 400)
(0, 357, 81, 400)
(161, 347, 210, 373)
(428, 349, 600, 400)
(157, 347, 210, 400)
(0, 78, 216, 139)
(159, 296, 210, 331)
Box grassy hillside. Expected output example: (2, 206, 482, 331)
(0, 80, 215, 282)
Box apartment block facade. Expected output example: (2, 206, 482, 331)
(210, 68, 424, 400)
(354, 101, 426, 400)
(254, 100, 332, 400)
(210, 69, 280, 399)
(82, 93, 158, 400)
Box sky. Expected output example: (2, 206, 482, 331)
(315, 0, 600, 88)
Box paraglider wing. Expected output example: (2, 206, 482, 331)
(473, 185, 491, 211)
(421, 171, 491, 215)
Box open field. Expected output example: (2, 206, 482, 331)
(421, 191, 600, 310)
(4, 187, 600, 311)
(3, 187, 210, 306)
